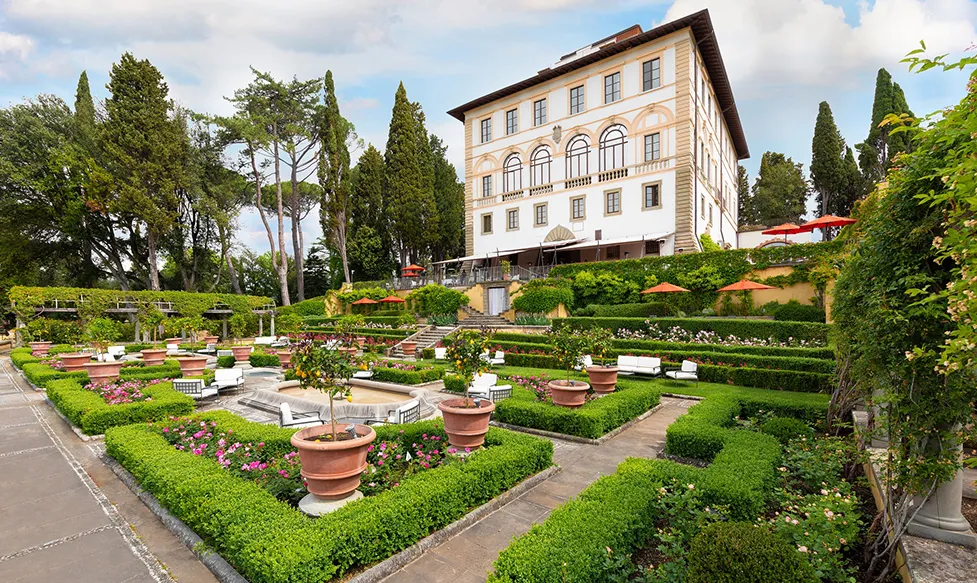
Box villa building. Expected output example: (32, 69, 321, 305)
(443, 9, 748, 275)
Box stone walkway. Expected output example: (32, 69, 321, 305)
(380, 396, 697, 583)
(0, 356, 216, 583)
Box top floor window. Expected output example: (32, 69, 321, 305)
(569, 85, 585, 115)
(503, 153, 522, 193)
(642, 58, 660, 91)
(599, 125, 626, 171)
(480, 118, 491, 143)
(604, 72, 621, 104)
(533, 98, 547, 126)
(505, 109, 518, 135)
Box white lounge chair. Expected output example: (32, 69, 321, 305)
(217, 349, 234, 358)
(214, 368, 245, 392)
(166, 342, 180, 352)
(107, 345, 126, 359)
(172, 379, 218, 400)
(352, 370, 374, 379)
(468, 372, 512, 399)
(366, 400, 420, 425)
(254, 336, 276, 346)
(635, 357, 662, 376)
(271, 336, 290, 348)
(665, 360, 699, 386)
(617, 355, 639, 375)
(279, 402, 323, 428)
(481, 351, 505, 366)
(574, 354, 594, 371)
(434, 347, 448, 361)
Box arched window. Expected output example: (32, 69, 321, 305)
(565, 136, 590, 179)
(599, 125, 626, 171)
(530, 146, 551, 186)
(503, 154, 522, 192)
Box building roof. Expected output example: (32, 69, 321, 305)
(446, 9, 749, 160)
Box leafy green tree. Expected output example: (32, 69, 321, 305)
(302, 244, 333, 297)
(736, 164, 753, 226)
(856, 68, 914, 183)
(749, 152, 808, 225)
(319, 70, 354, 283)
(100, 53, 187, 290)
(430, 135, 465, 261)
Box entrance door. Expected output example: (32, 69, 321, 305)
(488, 287, 508, 316)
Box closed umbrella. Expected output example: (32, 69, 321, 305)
(640, 282, 690, 316)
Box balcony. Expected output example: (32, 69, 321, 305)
(598, 167, 628, 183)
(565, 175, 592, 189)
(529, 183, 553, 196)
(501, 190, 525, 202)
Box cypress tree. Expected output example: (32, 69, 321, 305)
(736, 164, 754, 226)
(856, 68, 914, 182)
(810, 101, 846, 217)
(384, 83, 428, 264)
(430, 134, 465, 261)
(74, 71, 96, 151)
(349, 144, 394, 279)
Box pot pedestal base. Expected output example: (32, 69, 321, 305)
(298, 490, 363, 516)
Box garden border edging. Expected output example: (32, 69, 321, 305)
(44, 397, 104, 441)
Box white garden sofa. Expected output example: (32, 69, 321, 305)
(467, 372, 513, 402)
(616, 356, 662, 376)
(664, 360, 699, 386)
(214, 368, 245, 392)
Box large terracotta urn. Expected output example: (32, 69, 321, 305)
(291, 424, 376, 500)
(176, 356, 208, 377)
(60, 353, 92, 373)
(548, 379, 591, 408)
(354, 336, 367, 347)
(165, 337, 182, 346)
(140, 349, 167, 366)
(201, 335, 219, 346)
(231, 346, 252, 363)
(586, 366, 619, 394)
(28, 341, 52, 356)
(438, 398, 496, 448)
(277, 350, 293, 368)
(339, 346, 358, 357)
(84, 361, 124, 384)
(400, 340, 417, 357)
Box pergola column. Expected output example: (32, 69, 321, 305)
(259, 315, 263, 336)
(270, 313, 275, 336)
(222, 316, 228, 339)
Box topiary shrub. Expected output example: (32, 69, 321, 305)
(217, 355, 236, 368)
(773, 300, 826, 323)
(686, 522, 817, 583)
(249, 352, 281, 368)
(420, 347, 435, 360)
(761, 416, 814, 444)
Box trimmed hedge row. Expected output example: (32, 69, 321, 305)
(553, 317, 830, 344)
(302, 316, 409, 326)
(489, 332, 835, 360)
(493, 381, 661, 439)
(47, 379, 195, 435)
(106, 412, 553, 583)
(19, 359, 184, 389)
(370, 366, 445, 385)
(489, 392, 790, 583)
(249, 352, 281, 368)
(302, 326, 411, 339)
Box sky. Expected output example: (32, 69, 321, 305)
(1, 0, 975, 253)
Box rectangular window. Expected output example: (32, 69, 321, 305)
(505, 109, 518, 135)
(708, 204, 713, 225)
(481, 213, 493, 234)
(642, 58, 661, 91)
(480, 118, 491, 143)
(482, 175, 492, 197)
(533, 99, 547, 126)
(700, 142, 705, 171)
(569, 85, 585, 115)
(605, 190, 621, 215)
(604, 72, 621, 104)
(571, 196, 585, 220)
(507, 209, 519, 231)
(643, 183, 660, 209)
(535, 203, 548, 226)
(645, 240, 661, 256)
(644, 133, 661, 162)
(700, 194, 706, 219)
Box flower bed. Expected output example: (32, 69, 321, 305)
(86, 379, 160, 405)
(47, 378, 195, 435)
(488, 390, 842, 583)
(106, 411, 553, 583)
(553, 317, 830, 347)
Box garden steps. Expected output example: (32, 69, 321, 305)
(458, 305, 513, 329)
(389, 326, 458, 357)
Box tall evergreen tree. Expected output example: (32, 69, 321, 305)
(318, 70, 353, 283)
(349, 144, 394, 280)
(810, 100, 864, 226)
(736, 164, 754, 226)
(411, 100, 439, 257)
(750, 152, 808, 225)
(384, 83, 432, 264)
(430, 135, 465, 261)
(856, 68, 914, 183)
(74, 71, 96, 152)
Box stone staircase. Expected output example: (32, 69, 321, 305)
(389, 325, 458, 358)
(457, 305, 513, 330)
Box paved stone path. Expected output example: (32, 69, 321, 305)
(380, 396, 697, 583)
(0, 356, 216, 583)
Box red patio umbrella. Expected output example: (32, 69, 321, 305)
(640, 282, 690, 316)
(351, 297, 378, 305)
(761, 222, 805, 243)
(796, 215, 857, 233)
(378, 295, 406, 303)
(717, 280, 775, 292)
(401, 264, 426, 277)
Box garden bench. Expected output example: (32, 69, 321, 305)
(214, 368, 245, 392)
(107, 345, 126, 359)
(664, 360, 699, 386)
(366, 400, 420, 425)
(616, 355, 662, 377)
(217, 349, 233, 358)
(254, 336, 276, 346)
(278, 402, 324, 428)
(172, 379, 218, 400)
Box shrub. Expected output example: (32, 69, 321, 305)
(106, 414, 553, 583)
(249, 352, 281, 368)
(761, 416, 814, 444)
(514, 315, 550, 326)
(773, 300, 826, 323)
(25, 317, 85, 344)
(371, 366, 444, 385)
(217, 355, 236, 368)
(428, 314, 457, 326)
(511, 280, 573, 314)
(443, 374, 465, 392)
(420, 347, 435, 360)
(591, 302, 677, 318)
(554, 317, 830, 344)
(288, 296, 326, 316)
(407, 284, 469, 315)
(686, 522, 817, 583)
(47, 379, 195, 435)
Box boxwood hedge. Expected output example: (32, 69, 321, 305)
(370, 365, 445, 385)
(19, 359, 184, 389)
(106, 412, 553, 583)
(553, 317, 830, 344)
(488, 389, 803, 583)
(47, 378, 195, 435)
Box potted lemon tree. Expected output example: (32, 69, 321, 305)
(585, 327, 618, 394)
(438, 329, 495, 448)
(83, 318, 124, 384)
(290, 340, 376, 505)
(548, 326, 590, 407)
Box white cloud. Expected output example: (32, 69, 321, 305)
(341, 97, 380, 112)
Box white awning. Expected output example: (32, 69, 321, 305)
(431, 238, 586, 264)
(556, 231, 674, 251)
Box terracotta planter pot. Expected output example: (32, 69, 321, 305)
(339, 346, 358, 357)
(586, 366, 619, 394)
(400, 340, 417, 357)
(84, 361, 124, 384)
(201, 335, 219, 345)
(28, 341, 52, 356)
(59, 353, 93, 373)
(165, 337, 182, 346)
(354, 336, 367, 346)
(438, 397, 496, 449)
(291, 424, 376, 501)
(140, 349, 167, 366)
(176, 356, 208, 377)
(277, 350, 293, 368)
(548, 379, 590, 408)
(231, 346, 252, 363)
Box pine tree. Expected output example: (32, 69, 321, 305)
(736, 164, 754, 226)
(74, 71, 96, 152)
(810, 101, 847, 217)
(856, 68, 914, 182)
(318, 70, 353, 283)
(384, 83, 430, 264)
(411, 100, 439, 257)
(430, 135, 464, 261)
(750, 152, 808, 225)
(349, 144, 394, 279)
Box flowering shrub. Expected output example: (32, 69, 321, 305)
(616, 322, 825, 348)
(84, 379, 159, 405)
(361, 429, 465, 496)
